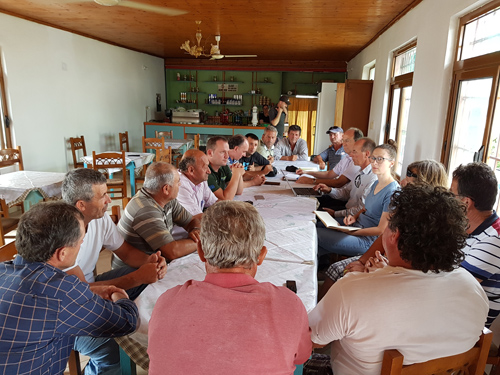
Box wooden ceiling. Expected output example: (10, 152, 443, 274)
(0, 0, 422, 70)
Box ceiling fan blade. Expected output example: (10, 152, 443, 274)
(118, 1, 188, 16)
(223, 55, 258, 58)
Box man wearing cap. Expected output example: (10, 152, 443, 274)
(314, 126, 345, 170)
(269, 95, 290, 137)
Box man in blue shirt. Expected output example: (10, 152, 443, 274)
(314, 126, 346, 170)
(0, 202, 138, 375)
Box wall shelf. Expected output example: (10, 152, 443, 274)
(203, 81, 244, 84)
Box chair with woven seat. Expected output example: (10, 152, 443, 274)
(69, 136, 87, 169)
(0, 146, 24, 170)
(380, 328, 492, 375)
(91, 151, 127, 200)
(135, 137, 165, 191)
(119, 131, 130, 152)
(155, 130, 173, 139)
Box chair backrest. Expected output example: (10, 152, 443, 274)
(119, 131, 129, 152)
(69, 136, 87, 169)
(109, 205, 121, 225)
(92, 151, 126, 171)
(380, 328, 492, 375)
(194, 134, 200, 150)
(156, 146, 172, 164)
(155, 130, 173, 139)
(142, 137, 165, 160)
(0, 146, 24, 170)
(0, 241, 17, 262)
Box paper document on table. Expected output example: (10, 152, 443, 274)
(315, 210, 360, 232)
(282, 172, 315, 181)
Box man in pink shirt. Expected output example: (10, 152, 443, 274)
(172, 149, 218, 239)
(148, 200, 312, 375)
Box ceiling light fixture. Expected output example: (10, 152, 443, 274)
(180, 21, 211, 58)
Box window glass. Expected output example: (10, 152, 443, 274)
(461, 7, 500, 60)
(394, 47, 416, 77)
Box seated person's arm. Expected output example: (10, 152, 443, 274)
(279, 155, 298, 161)
(297, 142, 309, 161)
(158, 216, 201, 260)
(313, 155, 326, 170)
(296, 169, 339, 182)
(242, 174, 265, 188)
(352, 212, 390, 237)
(244, 164, 273, 179)
(212, 167, 245, 201)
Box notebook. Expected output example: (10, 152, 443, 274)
(314, 210, 360, 232)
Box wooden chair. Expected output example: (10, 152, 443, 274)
(194, 134, 200, 150)
(155, 130, 173, 139)
(487, 339, 500, 375)
(0, 240, 17, 262)
(92, 151, 127, 200)
(119, 131, 130, 152)
(109, 205, 122, 225)
(69, 136, 87, 169)
(142, 136, 165, 157)
(0, 146, 24, 170)
(156, 146, 172, 164)
(0, 199, 18, 247)
(380, 328, 492, 375)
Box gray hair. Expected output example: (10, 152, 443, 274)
(143, 162, 176, 193)
(201, 201, 266, 269)
(62, 168, 107, 206)
(346, 127, 364, 141)
(264, 125, 278, 134)
(178, 155, 196, 172)
(17, 201, 84, 262)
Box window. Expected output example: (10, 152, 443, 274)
(0, 51, 12, 149)
(442, 1, 500, 187)
(385, 42, 416, 175)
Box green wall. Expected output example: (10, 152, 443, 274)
(165, 69, 346, 117)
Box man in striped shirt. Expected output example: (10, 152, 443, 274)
(452, 162, 500, 327)
(118, 162, 201, 261)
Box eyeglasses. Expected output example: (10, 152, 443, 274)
(406, 169, 418, 178)
(369, 156, 393, 164)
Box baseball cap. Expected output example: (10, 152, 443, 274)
(326, 126, 343, 134)
(279, 95, 291, 105)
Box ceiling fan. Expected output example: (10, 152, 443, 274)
(180, 21, 257, 59)
(93, 0, 187, 16)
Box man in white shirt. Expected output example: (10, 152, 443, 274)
(296, 127, 363, 188)
(62, 168, 167, 375)
(308, 184, 488, 375)
(314, 137, 377, 213)
(274, 125, 309, 161)
(172, 149, 218, 239)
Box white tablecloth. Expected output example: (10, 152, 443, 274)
(81, 152, 155, 174)
(164, 139, 193, 151)
(129, 159, 320, 348)
(0, 171, 65, 206)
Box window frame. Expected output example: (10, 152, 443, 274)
(0, 52, 12, 149)
(441, 0, 500, 167)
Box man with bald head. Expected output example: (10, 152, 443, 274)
(118, 162, 201, 261)
(172, 149, 219, 240)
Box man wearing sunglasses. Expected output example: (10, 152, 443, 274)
(313, 138, 378, 214)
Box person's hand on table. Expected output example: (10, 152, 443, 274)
(188, 228, 201, 243)
(296, 176, 315, 184)
(231, 165, 245, 178)
(90, 285, 129, 301)
(146, 250, 167, 279)
(251, 175, 266, 186)
(248, 163, 257, 172)
(364, 251, 388, 273)
(344, 215, 356, 226)
(296, 168, 304, 175)
(290, 155, 298, 161)
(136, 263, 163, 284)
(314, 183, 331, 194)
(319, 161, 326, 170)
(267, 155, 275, 164)
(344, 260, 365, 274)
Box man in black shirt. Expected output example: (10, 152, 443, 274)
(240, 133, 277, 178)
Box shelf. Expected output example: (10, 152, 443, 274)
(203, 81, 244, 84)
(174, 102, 198, 105)
(184, 92, 207, 94)
(292, 82, 320, 85)
(254, 81, 274, 84)
(242, 93, 262, 96)
(205, 103, 244, 106)
(175, 80, 196, 83)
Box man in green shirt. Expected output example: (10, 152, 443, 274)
(207, 136, 264, 200)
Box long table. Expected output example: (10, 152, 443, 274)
(116, 160, 320, 371)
